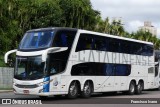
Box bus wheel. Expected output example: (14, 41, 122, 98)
(135, 82, 143, 94)
(81, 81, 92, 98)
(128, 81, 136, 95)
(68, 81, 78, 99)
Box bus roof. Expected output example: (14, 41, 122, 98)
(27, 27, 153, 45)
(27, 27, 77, 32)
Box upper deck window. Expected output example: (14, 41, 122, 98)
(76, 33, 153, 56)
(19, 31, 54, 50)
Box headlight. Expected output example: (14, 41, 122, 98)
(36, 79, 53, 87)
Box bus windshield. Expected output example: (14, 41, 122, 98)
(19, 31, 54, 49)
(14, 56, 45, 80)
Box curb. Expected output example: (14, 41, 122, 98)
(0, 90, 12, 93)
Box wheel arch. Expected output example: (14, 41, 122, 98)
(131, 79, 136, 84)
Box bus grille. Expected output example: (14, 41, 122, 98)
(15, 84, 38, 88)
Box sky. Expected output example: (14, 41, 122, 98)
(90, 0, 160, 38)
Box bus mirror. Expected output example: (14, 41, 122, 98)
(42, 47, 61, 62)
(48, 47, 68, 53)
(42, 47, 68, 62)
(4, 49, 17, 63)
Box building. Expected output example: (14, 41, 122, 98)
(139, 21, 157, 37)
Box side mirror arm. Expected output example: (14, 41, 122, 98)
(42, 47, 68, 62)
(4, 49, 17, 63)
(42, 47, 60, 62)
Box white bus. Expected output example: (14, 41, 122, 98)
(5, 27, 159, 98)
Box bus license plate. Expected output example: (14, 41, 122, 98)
(23, 90, 29, 94)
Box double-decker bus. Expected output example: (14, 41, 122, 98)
(5, 27, 159, 98)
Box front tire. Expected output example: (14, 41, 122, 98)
(128, 81, 136, 95)
(67, 82, 78, 99)
(81, 81, 92, 98)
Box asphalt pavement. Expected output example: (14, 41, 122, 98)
(0, 90, 160, 107)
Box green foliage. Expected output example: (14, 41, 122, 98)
(0, 0, 99, 54)
(59, 0, 99, 29)
(0, 55, 6, 67)
(0, 0, 63, 54)
(130, 30, 160, 49)
(0, 0, 160, 67)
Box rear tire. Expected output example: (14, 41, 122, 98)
(135, 82, 143, 94)
(67, 82, 78, 99)
(81, 81, 92, 98)
(128, 81, 136, 95)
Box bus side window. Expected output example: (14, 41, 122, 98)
(105, 64, 114, 76)
(85, 37, 93, 49)
(75, 35, 85, 52)
(71, 63, 95, 76)
(76, 34, 94, 52)
(109, 38, 120, 52)
(120, 41, 131, 54)
(137, 44, 142, 55)
(60, 33, 67, 47)
(49, 60, 60, 75)
(140, 44, 153, 56)
(95, 36, 107, 51)
(71, 65, 85, 75)
(54, 33, 67, 47)
(105, 38, 110, 51)
(52, 30, 76, 48)
(146, 45, 153, 56)
(133, 43, 142, 55)
(115, 64, 131, 76)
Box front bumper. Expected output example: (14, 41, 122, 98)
(13, 85, 67, 96)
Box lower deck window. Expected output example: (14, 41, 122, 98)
(71, 63, 131, 76)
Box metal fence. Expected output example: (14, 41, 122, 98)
(0, 67, 14, 89)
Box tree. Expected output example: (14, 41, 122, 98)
(1, 0, 160, 66)
(0, 0, 64, 66)
(59, 0, 99, 29)
(130, 30, 160, 49)
(0, 0, 63, 54)
(109, 19, 125, 36)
